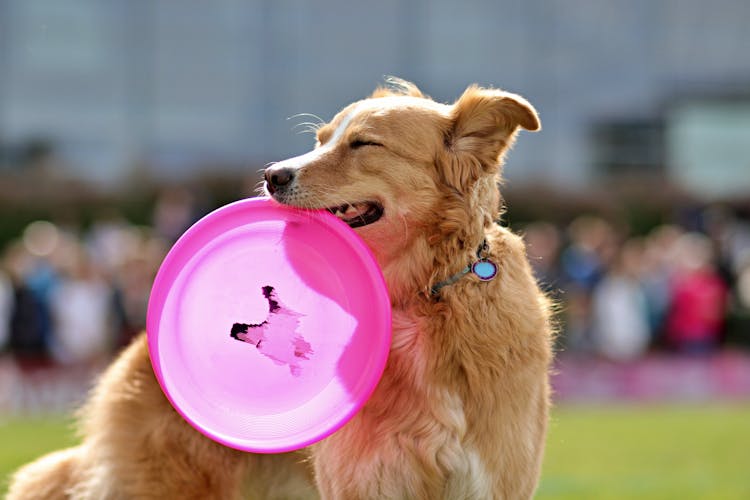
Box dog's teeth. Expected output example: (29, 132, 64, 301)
(329, 204, 347, 218)
(327, 202, 374, 221)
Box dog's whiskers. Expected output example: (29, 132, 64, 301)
(287, 113, 326, 125)
(288, 114, 326, 138)
(295, 126, 322, 137)
(292, 122, 324, 131)
(252, 179, 267, 196)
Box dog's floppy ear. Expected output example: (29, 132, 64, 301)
(443, 85, 539, 190)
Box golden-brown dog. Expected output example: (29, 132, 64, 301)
(8, 79, 553, 499)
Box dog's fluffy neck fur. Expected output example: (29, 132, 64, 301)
(379, 174, 502, 308)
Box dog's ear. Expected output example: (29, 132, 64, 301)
(443, 85, 539, 190)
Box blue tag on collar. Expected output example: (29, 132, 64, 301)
(472, 260, 498, 281)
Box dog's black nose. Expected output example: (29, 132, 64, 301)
(264, 166, 295, 194)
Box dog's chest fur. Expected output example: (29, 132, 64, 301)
(312, 310, 491, 499)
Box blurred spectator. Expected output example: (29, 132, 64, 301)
(704, 205, 750, 282)
(111, 230, 167, 347)
(640, 225, 683, 340)
(524, 221, 563, 293)
(19, 221, 62, 355)
(86, 210, 141, 274)
(664, 233, 728, 355)
(3, 241, 49, 363)
(48, 240, 112, 365)
(559, 216, 618, 352)
(591, 239, 650, 361)
(561, 216, 616, 292)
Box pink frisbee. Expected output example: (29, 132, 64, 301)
(146, 197, 391, 453)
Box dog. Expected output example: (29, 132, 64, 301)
(8, 79, 553, 499)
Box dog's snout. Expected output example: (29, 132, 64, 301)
(264, 166, 295, 194)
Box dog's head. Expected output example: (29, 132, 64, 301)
(265, 79, 538, 296)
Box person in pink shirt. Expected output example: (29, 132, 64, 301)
(665, 233, 728, 354)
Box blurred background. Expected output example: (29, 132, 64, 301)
(1, 0, 749, 498)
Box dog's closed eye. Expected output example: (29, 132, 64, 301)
(350, 139, 383, 149)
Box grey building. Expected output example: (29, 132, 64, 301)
(0, 0, 749, 196)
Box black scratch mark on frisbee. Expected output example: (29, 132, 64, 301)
(230, 286, 313, 376)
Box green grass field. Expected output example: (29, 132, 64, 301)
(538, 404, 750, 499)
(1, 404, 749, 499)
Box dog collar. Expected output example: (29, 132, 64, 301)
(430, 239, 498, 296)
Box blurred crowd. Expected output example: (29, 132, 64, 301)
(524, 206, 750, 361)
(0, 188, 201, 368)
(2, 194, 750, 372)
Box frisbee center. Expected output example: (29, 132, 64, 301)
(230, 286, 313, 376)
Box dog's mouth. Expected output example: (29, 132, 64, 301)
(325, 201, 384, 228)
